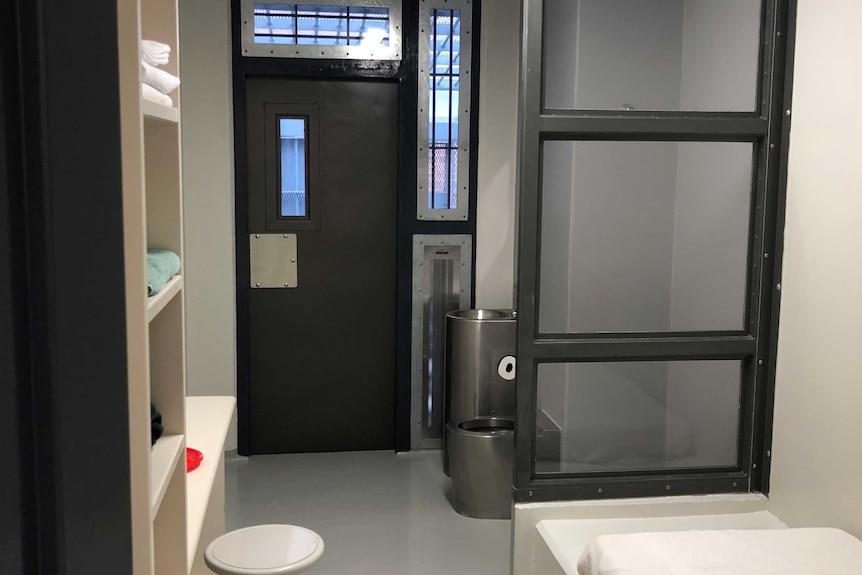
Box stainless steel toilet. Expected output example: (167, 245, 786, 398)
(447, 417, 515, 519)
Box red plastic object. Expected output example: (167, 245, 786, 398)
(186, 447, 203, 472)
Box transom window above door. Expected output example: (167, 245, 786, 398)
(241, 0, 403, 60)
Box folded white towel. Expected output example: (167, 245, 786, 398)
(141, 61, 180, 96)
(141, 39, 171, 67)
(142, 83, 173, 107)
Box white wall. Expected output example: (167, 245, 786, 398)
(179, 0, 238, 450)
(474, 0, 520, 310)
(768, 0, 862, 538)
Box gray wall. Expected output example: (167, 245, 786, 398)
(539, 0, 685, 469)
(474, 0, 520, 310)
(179, 0, 237, 450)
(665, 0, 761, 467)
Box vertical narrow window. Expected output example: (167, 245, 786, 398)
(418, 0, 472, 221)
(279, 117, 307, 218)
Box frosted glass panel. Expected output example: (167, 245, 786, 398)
(543, 0, 762, 111)
(535, 360, 741, 474)
(539, 140, 752, 334)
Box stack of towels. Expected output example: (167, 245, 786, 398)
(141, 40, 180, 107)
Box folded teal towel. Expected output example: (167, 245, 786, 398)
(146, 249, 181, 296)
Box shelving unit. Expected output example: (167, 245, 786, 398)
(142, 98, 180, 123)
(186, 396, 236, 571)
(150, 434, 185, 513)
(147, 275, 183, 322)
(117, 0, 235, 573)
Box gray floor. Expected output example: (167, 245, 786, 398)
(225, 450, 512, 575)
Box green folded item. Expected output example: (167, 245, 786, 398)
(146, 249, 181, 296)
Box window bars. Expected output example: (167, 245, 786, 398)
(417, 0, 472, 221)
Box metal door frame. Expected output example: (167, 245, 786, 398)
(231, 0, 483, 454)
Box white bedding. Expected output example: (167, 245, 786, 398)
(577, 528, 862, 575)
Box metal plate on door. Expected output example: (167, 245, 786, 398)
(250, 234, 298, 288)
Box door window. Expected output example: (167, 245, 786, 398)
(264, 103, 320, 231)
(279, 117, 308, 217)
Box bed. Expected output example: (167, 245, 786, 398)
(577, 528, 862, 575)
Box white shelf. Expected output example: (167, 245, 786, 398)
(150, 434, 185, 515)
(147, 275, 183, 322)
(142, 98, 179, 123)
(186, 396, 236, 567)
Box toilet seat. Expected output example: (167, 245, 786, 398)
(205, 524, 324, 575)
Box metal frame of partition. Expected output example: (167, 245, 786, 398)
(513, 0, 798, 503)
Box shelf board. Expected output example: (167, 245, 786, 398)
(150, 434, 185, 516)
(186, 396, 236, 567)
(147, 275, 182, 323)
(142, 98, 179, 123)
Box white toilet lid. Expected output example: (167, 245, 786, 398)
(206, 524, 324, 574)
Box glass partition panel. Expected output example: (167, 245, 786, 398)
(535, 360, 742, 474)
(539, 140, 753, 334)
(543, 0, 762, 111)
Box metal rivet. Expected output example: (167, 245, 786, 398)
(767, 450, 772, 457)
(284, 283, 289, 287)
(528, 491, 533, 497)
(758, 359, 764, 365)
(753, 463, 758, 469)
(777, 283, 781, 291)
(284, 234, 289, 238)
(770, 143, 775, 149)
(733, 482, 739, 488)
(597, 488, 603, 494)
(764, 253, 770, 259)
(666, 485, 671, 491)
(255, 282, 261, 287)
(777, 31, 782, 36)
(785, 109, 791, 116)
(255, 234, 260, 238)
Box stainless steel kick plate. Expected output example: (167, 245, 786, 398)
(250, 234, 298, 288)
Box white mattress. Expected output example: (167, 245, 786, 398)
(578, 528, 862, 575)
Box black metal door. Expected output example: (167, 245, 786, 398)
(245, 78, 398, 454)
